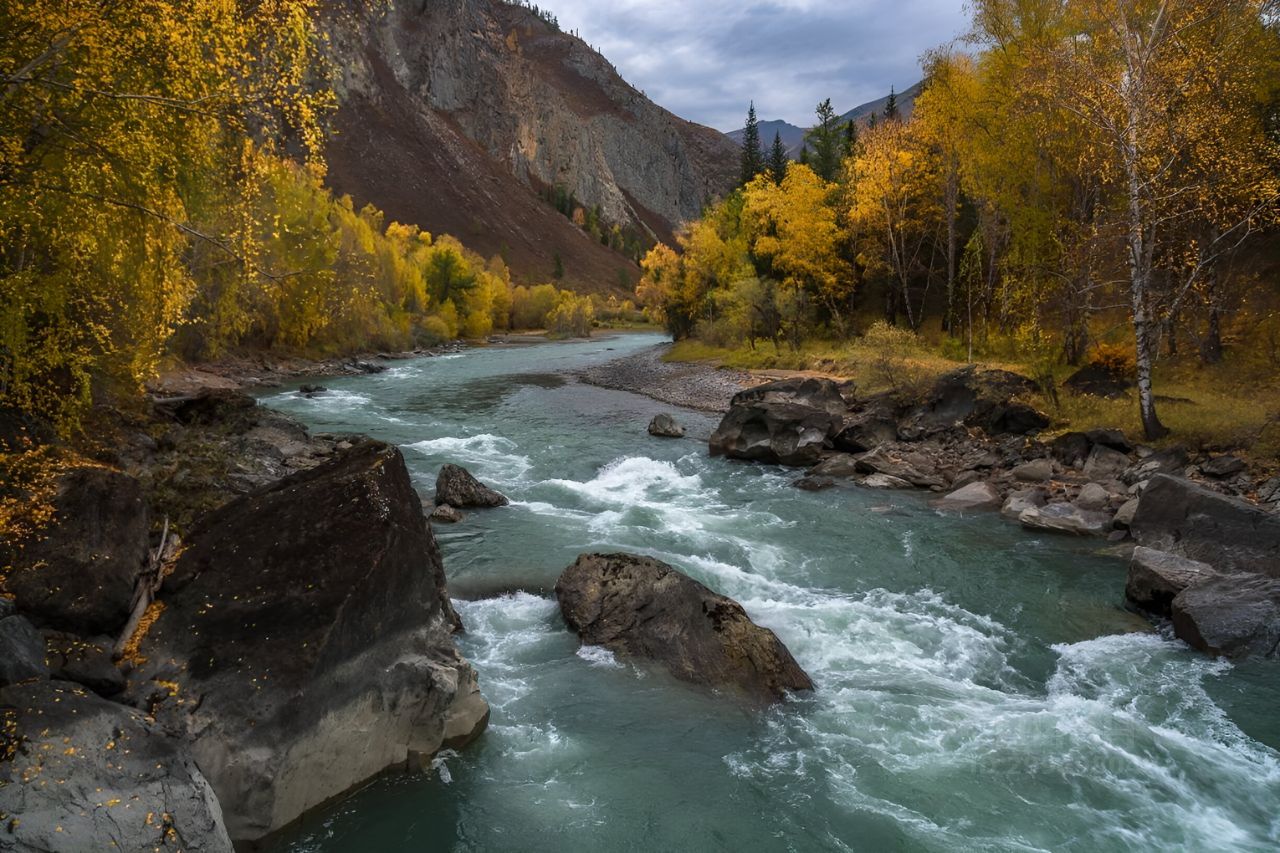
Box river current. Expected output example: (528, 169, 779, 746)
(263, 333, 1279, 852)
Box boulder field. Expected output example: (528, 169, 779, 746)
(708, 375, 1280, 661)
(0, 394, 488, 850)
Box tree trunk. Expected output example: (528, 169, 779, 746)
(1126, 166, 1168, 439)
(943, 165, 958, 335)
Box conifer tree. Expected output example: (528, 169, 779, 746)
(842, 120, 859, 159)
(806, 99, 842, 182)
(885, 86, 900, 122)
(740, 102, 765, 185)
(768, 131, 789, 184)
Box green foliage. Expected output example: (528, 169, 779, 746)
(740, 102, 764, 185)
(806, 99, 842, 182)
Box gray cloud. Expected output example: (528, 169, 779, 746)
(547, 0, 971, 131)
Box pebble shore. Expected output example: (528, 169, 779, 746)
(577, 344, 753, 413)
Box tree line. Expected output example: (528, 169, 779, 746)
(639, 0, 1280, 438)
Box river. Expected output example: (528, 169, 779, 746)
(262, 332, 1279, 852)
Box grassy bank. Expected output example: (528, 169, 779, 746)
(667, 332, 1280, 463)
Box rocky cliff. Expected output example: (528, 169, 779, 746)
(322, 0, 739, 291)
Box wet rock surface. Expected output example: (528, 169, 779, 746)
(1131, 475, 1280, 576)
(556, 553, 814, 703)
(648, 413, 686, 438)
(1171, 575, 1280, 659)
(1125, 546, 1218, 618)
(436, 463, 510, 508)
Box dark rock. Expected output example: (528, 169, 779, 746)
(1126, 446, 1190, 484)
(1126, 546, 1218, 617)
(298, 383, 328, 396)
(1085, 428, 1134, 453)
(555, 553, 814, 703)
(902, 367, 1046, 436)
(709, 379, 846, 467)
(1002, 488, 1047, 520)
(1202, 455, 1246, 478)
(1050, 432, 1093, 468)
(1171, 575, 1280, 659)
(0, 680, 232, 852)
(933, 481, 1001, 511)
(0, 616, 48, 686)
(138, 441, 488, 843)
(1083, 444, 1130, 481)
(854, 446, 946, 489)
(1113, 498, 1140, 529)
(648, 413, 686, 438)
(435, 463, 509, 508)
(0, 597, 13, 619)
(1019, 502, 1113, 536)
(1130, 475, 1280, 576)
(1063, 362, 1133, 399)
(3, 467, 149, 635)
(808, 453, 861, 479)
(156, 388, 257, 425)
(793, 476, 836, 492)
(1012, 458, 1055, 482)
(1075, 482, 1112, 511)
(43, 632, 124, 697)
(0, 405, 55, 452)
(834, 397, 900, 453)
(430, 503, 465, 524)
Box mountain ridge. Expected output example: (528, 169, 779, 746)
(728, 82, 923, 159)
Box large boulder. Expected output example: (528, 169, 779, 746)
(1171, 575, 1280, 659)
(933, 481, 1001, 511)
(555, 553, 814, 703)
(0, 680, 232, 852)
(1130, 475, 1280, 576)
(854, 446, 946, 489)
(3, 467, 149, 636)
(1125, 546, 1218, 617)
(900, 367, 1048, 437)
(709, 378, 846, 467)
(135, 441, 488, 843)
(435, 463, 509, 508)
(833, 395, 900, 453)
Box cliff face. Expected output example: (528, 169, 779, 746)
(322, 0, 738, 290)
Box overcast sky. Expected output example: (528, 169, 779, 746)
(546, 0, 972, 132)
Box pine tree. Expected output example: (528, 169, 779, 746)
(841, 120, 858, 159)
(798, 146, 810, 166)
(768, 131, 788, 184)
(806, 98, 841, 182)
(740, 102, 764, 185)
(884, 86, 899, 122)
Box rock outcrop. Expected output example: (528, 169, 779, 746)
(0, 614, 47, 687)
(1130, 475, 1280, 576)
(709, 378, 845, 466)
(134, 441, 488, 843)
(0, 680, 233, 852)
(899, 367, 1049, 438)
(555, 553, 814, 703)
(1125, 546, 1218, 617)
(3, 467, 149, 636)
(435, 463, 510, 508)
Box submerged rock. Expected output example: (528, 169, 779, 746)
(555, 553, 814, 703)
(136, 441, 488, 843)
(431, 503, 465, 524)
(435, 463, 509, 508)
(709, 378, 845, 467)
(647, 413, 686, 438)
(3, 466, 149, 636)
(1171, 575, 1280, 659)
(0, 680, 232, 852)
(1130, 475, 1280, 576)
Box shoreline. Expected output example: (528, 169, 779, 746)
(576, 342, 757, 413)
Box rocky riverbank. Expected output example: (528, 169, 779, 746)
(700, 371, 1280, 661)
(0, 390, 488, 850)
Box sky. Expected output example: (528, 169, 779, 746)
(545, 0, 973, 132)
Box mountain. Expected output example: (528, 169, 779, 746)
(727, 83, 922, 160)
(320, 0, 739, 291)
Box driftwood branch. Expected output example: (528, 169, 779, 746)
(114, 516, 171, 660)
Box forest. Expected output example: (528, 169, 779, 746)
(637, 0, 1280, 443)
(0, 0, 616, 436)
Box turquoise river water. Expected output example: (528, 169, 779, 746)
(263, 333, 1279, 853)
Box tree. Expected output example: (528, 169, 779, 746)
(842, 120, 859, 159)
(884, 86, 900, 122)
(806, 99, 843, 182)
(740, 102, 765, 185)
(768, 132, 789, 184)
